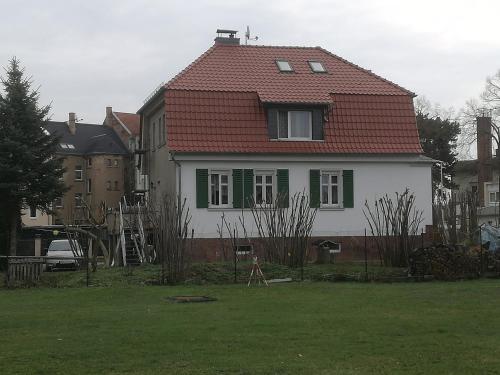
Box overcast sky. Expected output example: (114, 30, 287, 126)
(1, 0, 499, 124)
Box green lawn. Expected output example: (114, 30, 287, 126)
(1, 281, 500, 374)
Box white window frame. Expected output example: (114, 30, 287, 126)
(277, 110, 312, 141)
(254, 170, 275, 206)
(209, 170, 231, 208)
(276, 60, 293, 72)
(489, 191, 500, 206)
(75, 165, 83, 181)
(320, 170, 342, 208)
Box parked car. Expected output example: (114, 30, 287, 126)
(45, 239, 83, 271)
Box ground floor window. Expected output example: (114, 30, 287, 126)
(321, 171, 341, 207)
(210, 171, 230, 207)
(255, 171, 274, 205)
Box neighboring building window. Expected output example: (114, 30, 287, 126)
(75, 193, 83, 207)
(210, 171, 230, 206)
(29, 205, 36, 218)
(308, 61, 327, 73)
(106, 159, 112, 167)
(106, 181, 111, 190)
(489, 192, 500, 204)
(75, 165, 83, 181)
(114, 159, 118, 167)
(255, 171, 274, 205)
(277, 110, 312, 140)
(114, 181, 119, 191)
(276, 60, 293, 72)
(87, 158, 92, 167)
(87, 178, 92, 193)
(54, 197, 63, 208)
(321, 171, 341, 207)
(152, 121, 156, 149)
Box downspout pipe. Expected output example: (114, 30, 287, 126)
(169, 151, 182, 207)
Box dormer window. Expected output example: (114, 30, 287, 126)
(308, 61, 327, 73)
(276, 60, 293, 72)
(277, 110, 312, 140)
(267, 107, 324, 141)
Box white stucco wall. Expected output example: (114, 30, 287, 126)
(176, 155, 433, 238)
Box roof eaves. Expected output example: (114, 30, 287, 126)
(316, 47, 416, 97)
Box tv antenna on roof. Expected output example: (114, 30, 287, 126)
(245, 26, 258, 45)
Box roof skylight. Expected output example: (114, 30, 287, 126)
(308, 61, 327, 73)
(59, 143, 75, 149)
(276, 60, 293, 72)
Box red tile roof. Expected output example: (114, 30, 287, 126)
(167, 44, 413, 103)
(166, 90, 423, 154)
(164, 43, 422, 154)
(113, 112, 140, 136)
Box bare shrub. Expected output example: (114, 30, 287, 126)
(363, 189, 424, 267)
(149, 194, 193, 284)
(250, 191, 317, 267)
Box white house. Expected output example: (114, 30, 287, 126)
(138, 30, 433, 259)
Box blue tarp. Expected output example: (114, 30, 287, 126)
(477, 224, 500, 252)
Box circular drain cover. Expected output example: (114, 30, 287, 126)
(167, 296, 217, 303)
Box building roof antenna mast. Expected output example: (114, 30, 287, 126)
(245, 26, 259, 45)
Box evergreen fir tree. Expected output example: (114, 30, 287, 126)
(0, 58, 65, 255)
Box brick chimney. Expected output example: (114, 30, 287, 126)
(477, 116, 493, 206)
(214, 29, 240, 45)
(105, 106, 113, 127)
(68, 112, 76, 135)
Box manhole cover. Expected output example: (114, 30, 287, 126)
(167, 296, 217, 303)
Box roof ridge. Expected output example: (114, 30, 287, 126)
(165, 45, 217, 89)
(316, 47, 415, 97)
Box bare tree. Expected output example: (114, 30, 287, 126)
(363, 189, 424, 267)
(250, 191, 317, 267)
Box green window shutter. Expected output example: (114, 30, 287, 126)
(309, 169, 320, 208)
(196, 169, 208, 208)
(243, 169, 254, 208)
(343, 169, 354, 208)
(232, 169, 243, 208)
(267, 109, 278, 139)
(277, 169, 289, 208)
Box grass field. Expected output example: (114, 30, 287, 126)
(1, 280, 500, 374)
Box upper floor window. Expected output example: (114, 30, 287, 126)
(75, 165, 83, 181)
(87, 158, 92, 167)
(152, 121, 156, 150)
(276, 60, 293, 72)
(29, 205, 37, 218)
(277, 110, 312, 140)
(210, 171, 230, 207)
(106, 159, 112, 167)
(87, 178, 92, 194)
(114, 159, 119, 167)
(308, 61, 327, 73)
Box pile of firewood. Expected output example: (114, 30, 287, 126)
(409, 244, 482, 280)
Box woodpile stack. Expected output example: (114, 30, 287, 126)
(409, 244, 481, 280)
